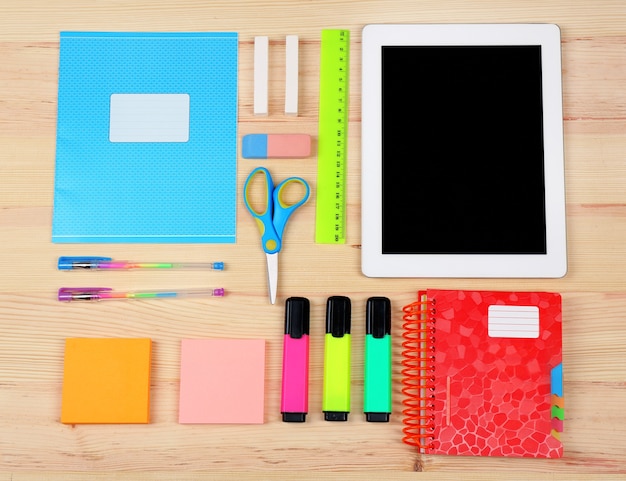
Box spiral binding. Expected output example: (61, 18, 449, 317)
(401, 294, 436, 452)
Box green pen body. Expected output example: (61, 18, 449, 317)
(364, 297, 392, 422)
(322, 296, 351, 421)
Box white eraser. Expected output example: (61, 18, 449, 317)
(254, 36, 269, 116)
(285, 35, 299, 116)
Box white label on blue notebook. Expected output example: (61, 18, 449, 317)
(109, 93, 190, 142)
(488, 305, 539, 338)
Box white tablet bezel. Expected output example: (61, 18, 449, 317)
(361, 23, 567, 278)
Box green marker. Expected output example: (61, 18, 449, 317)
(322, 296, 351, 421)
(364, 297, 392, 422)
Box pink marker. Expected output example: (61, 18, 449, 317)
(281, 297, 310, 422)
(242, 134, 311, 159)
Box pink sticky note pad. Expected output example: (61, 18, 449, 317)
(179, 339, 266, 424)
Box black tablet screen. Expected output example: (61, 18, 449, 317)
(381, 45, 547, 255)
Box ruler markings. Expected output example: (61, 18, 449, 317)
(315, 29, 349, 244)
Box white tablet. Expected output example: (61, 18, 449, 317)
(361, 24, 567, 278)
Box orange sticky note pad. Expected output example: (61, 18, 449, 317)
(61, 338, 152, 424)
(179, 339, 266, 424)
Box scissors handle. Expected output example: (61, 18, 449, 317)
(244, 167, 282, 253)
(272, 177, 310, 239)
(244, 167, 310, 255)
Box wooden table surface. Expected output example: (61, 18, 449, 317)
(1, 1, 625, 479)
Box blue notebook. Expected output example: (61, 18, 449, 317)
(52, 32, 238, 243)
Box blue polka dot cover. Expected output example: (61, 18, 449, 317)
(52, 32, 238, 243)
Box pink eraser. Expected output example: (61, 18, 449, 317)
(242, 134, 311, 159)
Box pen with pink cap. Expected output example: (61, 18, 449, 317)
(58, 287, 224, 302)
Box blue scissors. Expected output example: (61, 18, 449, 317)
(243, 167, 310, 304)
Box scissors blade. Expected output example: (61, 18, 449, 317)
(266, 252, 279, 304)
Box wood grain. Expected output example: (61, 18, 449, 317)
(1, 0, 625, 478)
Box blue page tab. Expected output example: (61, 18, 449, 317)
(52, 32, 238, 243)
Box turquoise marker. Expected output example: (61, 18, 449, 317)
(364, 297, 392, 422)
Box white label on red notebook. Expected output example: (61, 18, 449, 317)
(488, 305, 539, 338)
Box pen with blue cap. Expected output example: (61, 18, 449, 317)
(364, 296, 392, 422)
(58, 256, 224, 271)
(322, 296, 351, 421)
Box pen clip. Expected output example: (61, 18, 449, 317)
(58, 256, 112, 270)
(58, 287, 111, 301)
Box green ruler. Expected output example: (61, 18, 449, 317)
(315, 29, 350, 244)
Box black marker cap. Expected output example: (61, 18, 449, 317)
(282, 412, 306, 423)
(366, 412, 390, 422)
(324, 412, 348, 422)
(325, 296, 351, 337)
(285, 297, 310, 339)
(366, 297, 391, 339)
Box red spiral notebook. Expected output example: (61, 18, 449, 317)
(401, 289, 564, 458)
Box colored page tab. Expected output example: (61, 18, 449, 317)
(551, 393, 564, 408)
(61, 338, 152, 424)
(179, 339, 266, 424)
(551, 363, 564, 397)
(551, 405, 565, 421)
